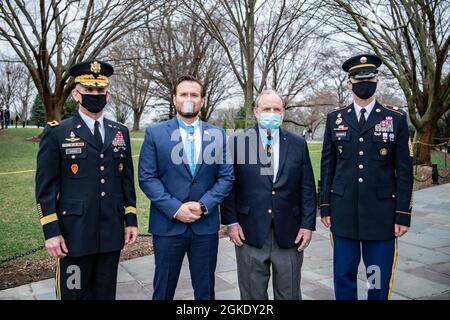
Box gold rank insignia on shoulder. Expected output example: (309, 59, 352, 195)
(380, 148, 388, 156)
(90, 61, 101, 74)
(118, 122, 127, 128)
(47, 120, 59, 127)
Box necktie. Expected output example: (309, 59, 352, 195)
(94, 120, 103, 149)
(359, 108, 366, 130)
(186, 125, 196, 175)
(266, 130, 273, 158)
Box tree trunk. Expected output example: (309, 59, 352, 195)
(413, 120, 435, 165)
(44, 96, 62, 123)
(133, 110, 141, 131)
(244, 84, 254, 127)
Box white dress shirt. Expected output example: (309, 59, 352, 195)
(353, 99, 376, 122)
(177, 116, 202, 164)
(78, 110, 105, 142)
(173, 116, 204, 218)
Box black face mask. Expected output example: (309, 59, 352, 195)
(352, 81, 377, 100)
(77, 90, 107, 113)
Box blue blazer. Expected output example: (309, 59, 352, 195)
(221, 126, 317, 249)
(139, 117, 234, 236)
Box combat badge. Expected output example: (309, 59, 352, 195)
(71, 164, 79, 175)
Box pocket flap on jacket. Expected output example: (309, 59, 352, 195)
(376, 185, 395, 199)
(331, 183, 345, 197)
(58, 199, 84, 216)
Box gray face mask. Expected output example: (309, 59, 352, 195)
(179, 100, 199, 118)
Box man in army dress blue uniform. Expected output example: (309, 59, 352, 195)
(35, 60, 138, 300)
(319, 54, 413, 300)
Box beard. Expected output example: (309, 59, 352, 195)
(178, 110, 200, 118)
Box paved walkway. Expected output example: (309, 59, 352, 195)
(1, 183, 450, 300)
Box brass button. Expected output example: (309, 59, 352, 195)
(101, 192, 106, 197)
(358, 178, 363, 183)
(392, 195, 396, 198)
(338, 137, 341, 140)
(359, 151, 364, 156)
(71, 155, 75, 159)
(268, 209, 272, 214)
(62, 211, 67, 215)
(100, 154, 104, 159)
(100, 166, 105, 171)
(101, 179, 105, 184)
(121, 154, 124, 158)
(359, 164, 364, 169)
(272, 191, 276, 195)
(359, 137, 364, 142)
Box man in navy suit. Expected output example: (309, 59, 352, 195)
(221, 90, 317, 300)
(139, 75, 234, 300)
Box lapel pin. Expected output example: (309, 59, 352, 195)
(76, 124, 81, 129)
(347, 108, 352, 113)
(376, 108, 381, 113)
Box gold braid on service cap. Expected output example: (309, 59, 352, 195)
(74, 74, 109, 87)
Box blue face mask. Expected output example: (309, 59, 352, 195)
(258, 113, 283, 130)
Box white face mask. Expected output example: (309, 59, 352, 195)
(181, 99, 194, 114)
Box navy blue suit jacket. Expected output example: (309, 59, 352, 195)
(139, 117, 234, 236)
(221, 126, 317, 249)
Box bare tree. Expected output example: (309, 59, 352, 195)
(0, 61, 22, 113)
(323, 0, 450, 164)
(181, 0, 324, 125)
(108, 38, 153, 131)
(141, 4, 234, 121)
(107, 95, 132, 125)
(284, 90, 336, 136)
(0, 0, 156, 123)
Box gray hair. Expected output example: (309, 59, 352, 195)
(254, 89, 284, 109)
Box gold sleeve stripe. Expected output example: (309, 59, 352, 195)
(40, 213, 58, 225)
(396, 211, 412, 215)
(125, 206, 137, 214)
(37, 204, 44, 219)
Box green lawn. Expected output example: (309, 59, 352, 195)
(0, 128, 322, 261)
(0, 128, 149, 261)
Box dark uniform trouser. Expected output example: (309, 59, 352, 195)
(56, 251, 121, 300)
(332, 234, 397, 300)
(235, 226, 304, 300)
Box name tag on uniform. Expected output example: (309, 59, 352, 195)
(335, 131, 348, 138)
(65, 148, 82, 155)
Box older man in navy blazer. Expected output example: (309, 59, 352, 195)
(139, 75, 234, 300)
(221, 89, 317, 300)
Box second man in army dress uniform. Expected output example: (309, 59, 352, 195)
(319, 54, 413, 300)
(35, 60, 138, 300)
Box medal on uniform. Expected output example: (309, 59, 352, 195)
(389, 133, 395, 142)
(71, 164, 79, 175)
(188, 133, 195, 141)
(380, 148, 388, 156)
(383, 132, 388, 141)
(118, 163, 123, 173)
